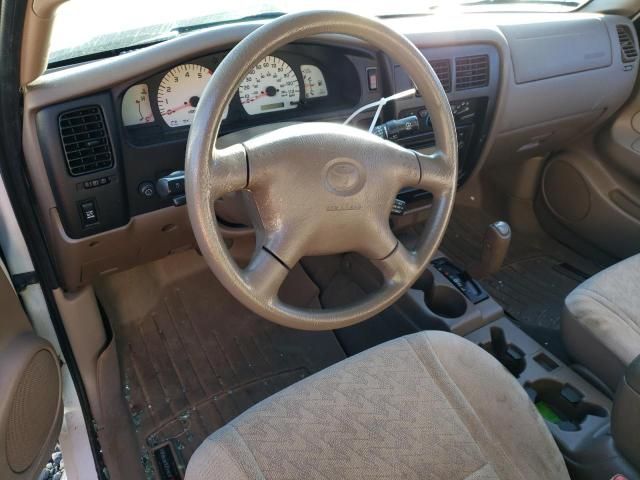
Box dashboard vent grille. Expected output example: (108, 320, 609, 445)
(455, 55, 490, 90)
(59, 106, 113, 176)
(430, 59, 451, 92)
(617, 25, 638, 63)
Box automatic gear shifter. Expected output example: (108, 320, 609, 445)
(469, 221, 511, 279)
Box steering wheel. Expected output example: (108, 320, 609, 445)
(186, 10, 457, 331)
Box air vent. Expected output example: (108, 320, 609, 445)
(455, 55, 490, 90)
(616, 25, 638, 63)
(430, 59, 452, 93)
(59, 106, 114, 176)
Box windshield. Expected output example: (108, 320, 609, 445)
(49, 0, 585, 65)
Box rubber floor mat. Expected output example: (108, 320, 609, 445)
(479, 258, 586, 360)
(119, 269, 346, 479)
(437, 206, 606, 355)
(481, 257, 585, 329)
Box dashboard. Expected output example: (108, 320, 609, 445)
(36, 40, 499, 244)
(23, 12, 638, 290)
(120, 45, 362, 146)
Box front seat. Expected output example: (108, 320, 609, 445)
(186, 331, 569, 479)
(563, 253, 640, 392)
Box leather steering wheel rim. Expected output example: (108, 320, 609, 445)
(186, 10, 458, 331)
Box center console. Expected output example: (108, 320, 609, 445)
(404, 251, 639, 480)
(466, 320, 611, 446)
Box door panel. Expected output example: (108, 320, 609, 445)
(0, 265, 62, 479)
(539, 144, 640, 259)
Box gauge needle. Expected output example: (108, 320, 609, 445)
(242, 92, 267, 104)
(242, 86, 280, 104)
(166, 102, 192, 115)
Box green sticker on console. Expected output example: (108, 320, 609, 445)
(536, 401, 562, 424)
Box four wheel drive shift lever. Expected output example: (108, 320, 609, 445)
(469, 221, 511, 279)
(486, 326, 526, 377)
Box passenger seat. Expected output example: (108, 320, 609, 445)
(562, 254, 640, 392)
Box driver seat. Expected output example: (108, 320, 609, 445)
(185, 331, 569, 479)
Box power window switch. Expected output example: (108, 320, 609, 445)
(79, 200, 98, 226)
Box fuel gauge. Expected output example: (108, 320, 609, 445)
(122, 83, 155, 126)
(301, 65, 328, 99)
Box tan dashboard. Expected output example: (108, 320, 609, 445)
(22, 12, 638, 290)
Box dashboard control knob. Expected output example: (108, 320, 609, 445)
(138, 181, 155, 198)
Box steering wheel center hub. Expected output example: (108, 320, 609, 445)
(323, 158, 366, 196)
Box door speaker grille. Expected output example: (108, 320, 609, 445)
(6, 349, 60, 473)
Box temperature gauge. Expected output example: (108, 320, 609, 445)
(121, 84, 155, 126)
(301, 65, 328, 99)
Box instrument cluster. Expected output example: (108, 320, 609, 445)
(120, 49, 340, 139)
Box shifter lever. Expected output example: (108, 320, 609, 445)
(469, 221, 511, 279)
(487, 326, 526, 377)
(490, 326, 508, 358)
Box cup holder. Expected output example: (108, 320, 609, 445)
(525, 379, 608, 432)
(411, 271, 467, 319)
(425, 286, 467, 319)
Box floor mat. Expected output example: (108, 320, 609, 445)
(118, 268, 346, 479)
(481, 257, 586, 330)
(438, 205, 605, 357)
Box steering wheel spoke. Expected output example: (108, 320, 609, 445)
(209, 143, 248, 199)
(368, 228, 419, 286)
(242, 247, 290, 302)
(415, 149, 456, 196)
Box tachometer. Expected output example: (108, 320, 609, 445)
(239, 56, 300, 115)
(157, 63, 228, 127)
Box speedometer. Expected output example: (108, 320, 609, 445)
(238, 56, 300, 115)
(157, 63, 228, 128)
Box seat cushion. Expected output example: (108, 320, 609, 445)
(562, 254, 640, 391)
(186, 331, 568, 480)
